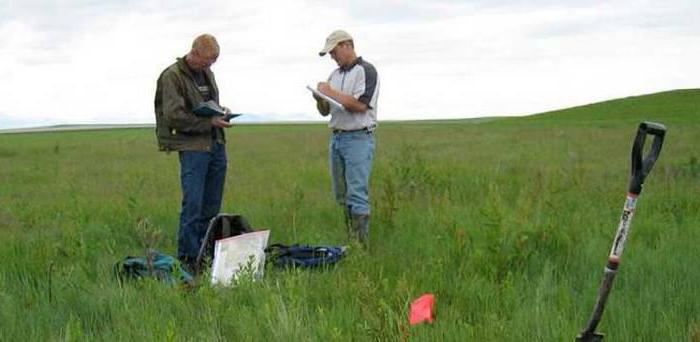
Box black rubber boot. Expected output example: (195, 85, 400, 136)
(351, 214, 370, 248)
(344, 205, 353, 237)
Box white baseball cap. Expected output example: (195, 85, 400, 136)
(319, 30, 353, 56)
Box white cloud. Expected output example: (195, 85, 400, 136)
(0, 0, 698, 128)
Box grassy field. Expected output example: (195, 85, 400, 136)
(0, 89, 698, 341)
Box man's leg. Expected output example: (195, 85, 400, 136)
(329, 134, 353, 234)
(329, 134, 347, 207)
(201, 142, 227, 240)
(340, 131, 375, 244)
(330, 134, 355, 236)
(177, 150, 210, 264)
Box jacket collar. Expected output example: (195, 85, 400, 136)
(176, 57, 192, 77)
(176, 56, 204, 79)
(174, 56, 218, 100)
(340, 56, 362, 72)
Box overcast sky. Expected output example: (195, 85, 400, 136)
(1, 0, 698, 128)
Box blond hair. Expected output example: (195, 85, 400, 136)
(191, 34, 219, 57)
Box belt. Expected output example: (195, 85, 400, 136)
(332, 126, 375, 134)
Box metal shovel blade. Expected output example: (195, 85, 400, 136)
(576, 332, 604, 342)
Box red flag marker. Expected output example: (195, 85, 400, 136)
(409, 293, 435, 325)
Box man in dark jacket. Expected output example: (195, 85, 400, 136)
(154, 34, 232, 271)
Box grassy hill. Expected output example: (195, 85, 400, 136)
(511, 88, 699, 126)
(0, 90, 698, 340)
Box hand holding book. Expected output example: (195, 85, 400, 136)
(194, 100, 242, 122)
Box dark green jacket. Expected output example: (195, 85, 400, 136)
(154, 57, 225, 151)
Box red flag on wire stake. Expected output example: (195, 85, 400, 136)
(409, 293, 435, 325)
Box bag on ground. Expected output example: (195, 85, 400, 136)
(265, 244, 346, 269)
(114, 250, 193, 285)
(196, 214, 254, 266)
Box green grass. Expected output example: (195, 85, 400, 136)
(1, 89, 699, 340)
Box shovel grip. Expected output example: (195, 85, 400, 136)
(628, 121, 666, 195)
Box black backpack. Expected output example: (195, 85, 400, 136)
(196, 214, 253, 267)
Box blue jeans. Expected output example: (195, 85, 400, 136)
(329, 130, 375, 215)
(177, 142, 227, 260)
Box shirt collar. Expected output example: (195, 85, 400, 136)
(340, 56, 362, 72)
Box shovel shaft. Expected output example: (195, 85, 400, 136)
(608, 194, 637, 265)
(578, 193, 635, 339)
(578, 265, 617, 340)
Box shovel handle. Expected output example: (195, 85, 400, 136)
(628, 122, 666, 195)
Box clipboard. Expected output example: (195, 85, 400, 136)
(306, 85, 345, 110)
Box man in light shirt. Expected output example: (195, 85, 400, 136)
(314, 30, 380, 247)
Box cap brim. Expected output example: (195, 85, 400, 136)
(318, 41, 338, 57)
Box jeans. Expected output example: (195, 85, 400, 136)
(329, 130, 375, 215)
(177, 142, 227, 260)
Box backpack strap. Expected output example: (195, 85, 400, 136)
(264, 243, 292, 264)
(265, 243, 292, 253)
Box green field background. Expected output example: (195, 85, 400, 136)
(0, 90, 698, 340)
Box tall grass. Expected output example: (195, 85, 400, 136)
(0, 90, 698, 340)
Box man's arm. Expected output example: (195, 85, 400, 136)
(160, 71, 221, 132)
(317, 82, 369, 113)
